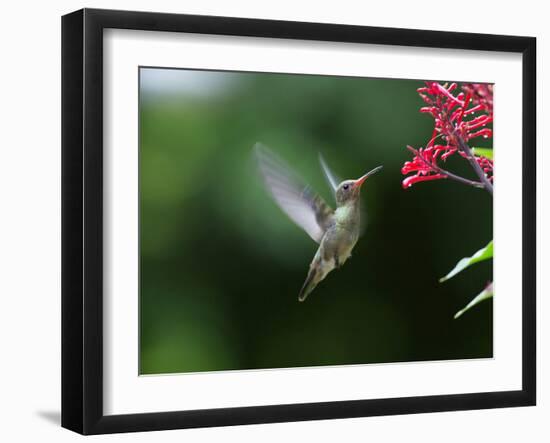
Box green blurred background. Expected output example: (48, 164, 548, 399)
(139, 68, 493, 375)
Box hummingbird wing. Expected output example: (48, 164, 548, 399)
(318, 153, 341, 195)
(254, 143, 334, 244)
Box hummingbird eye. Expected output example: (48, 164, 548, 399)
(343, 184, 349, 190)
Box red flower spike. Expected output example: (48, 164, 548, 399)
(476, 155, 494, 182)
(462, 83, 493, 116)
(441, 148, 457, 161)
(402, 173, 447, 189)
(468, 128, 492, 140)
(401, 145, 451, 189)
(464, 104, 482, 115)
(466, 115, 492, 130)
(402, 81, 494, 189)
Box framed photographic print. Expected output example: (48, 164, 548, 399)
(61, 8, 536, 435)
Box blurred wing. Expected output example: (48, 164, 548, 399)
(254, 143, 334, 244)
(318, 153, 341, 195)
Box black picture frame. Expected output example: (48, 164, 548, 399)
(62, 8, 536, 435)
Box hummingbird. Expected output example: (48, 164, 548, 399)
(254, 143, 382, 302)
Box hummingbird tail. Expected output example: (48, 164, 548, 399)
(298, 268, 319, 302)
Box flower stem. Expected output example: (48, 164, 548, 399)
(406, 146, 485, 189)
(457, 138, 494, 196)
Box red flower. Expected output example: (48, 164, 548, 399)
(462, 83, 494, 116)
(401, 145, 452, 189)
(416, 81, 493, 148)
(476, 155, 494, 183)
(403, 81, 494, 190)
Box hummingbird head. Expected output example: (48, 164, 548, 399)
(335, 165, 383, 205)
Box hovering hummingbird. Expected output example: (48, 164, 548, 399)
(254, 143, 382, 302)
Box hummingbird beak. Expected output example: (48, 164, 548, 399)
(353, 165, 383, 188)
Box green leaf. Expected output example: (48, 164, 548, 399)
(472, 148, 493, 160)
(440, 240, 493, 282)
(454, 283, 494, 319)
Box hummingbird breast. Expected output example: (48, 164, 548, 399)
(321, 224, 359, 266)
(299, 202, 361, 301)
(322, 203, 361, 264)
